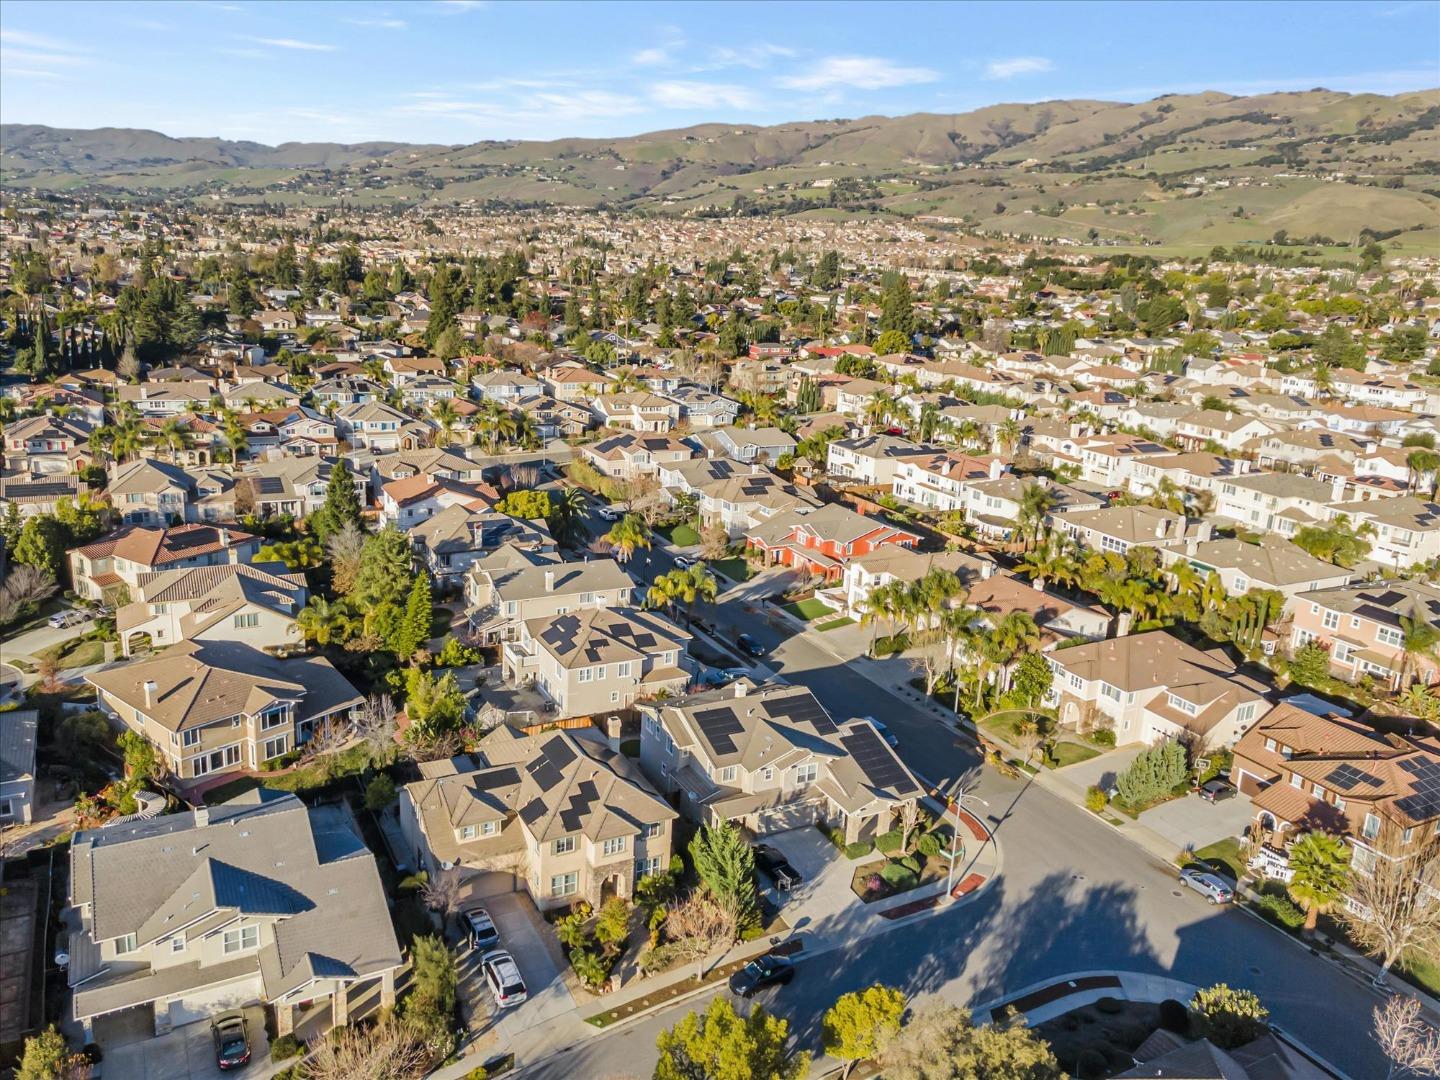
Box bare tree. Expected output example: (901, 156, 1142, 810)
(1343, 829, 1440, 987)
(325, 522, 366, 597)
(354, 692, 398, 766)
(1013, 719, 1045, 768)
(302, 1016, 430, 1080)
(699, 521, 730, 560)
(666, 890, 737, 982)
(1373, 995, 1440, 1079)
(899, 800, 922, 853)
(503, 461, 542, 492)
(0, 564, 57, 626)
(299, 718, 348, 778)
(421, 867, 463, 934)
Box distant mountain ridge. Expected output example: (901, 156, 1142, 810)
(4, 89, 1438, 249)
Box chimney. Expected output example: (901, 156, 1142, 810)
(989, 458, 1004, 481)
(544, 569, 555, 592)
(193, 805, 210, 828)
(1330, 475, 1348, 502)
(143, 680, 157, 708)
(734, 681, 747, 698)
(1197, 520, 1214, 543)
(219, 527, 231, 548)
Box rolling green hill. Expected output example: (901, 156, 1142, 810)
(4, 89, 1438, 248)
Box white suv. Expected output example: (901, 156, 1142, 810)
(481, 949, 528, 1008)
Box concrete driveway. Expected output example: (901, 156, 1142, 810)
(1141, 790, 1254, 854)
(3, 615, 95, 663)
(760, 826, 874, 944)
(460, 892, 581, 1045)
(103, 1006, 270, 1080)
(1054, 744, 1143, 795)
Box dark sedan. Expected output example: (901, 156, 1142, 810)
(737, 633, 767, 658)
(753, 844, 802, 890)
(728, 954, 795, 998)
(211, 1012, 250, 1071)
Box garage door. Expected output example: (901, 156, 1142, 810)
(166, 976, 263, 1027)
(463, 869, 517, 899)
(756, 804, 816, 835)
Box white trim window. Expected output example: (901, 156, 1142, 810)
(114, 933, 138, 955)
(553, 836, 576, 855)
(602, 836, 627, 857)
(793, 762, 818, 786)
(550, 872, 579, 898)
(222, 925, 260, 955)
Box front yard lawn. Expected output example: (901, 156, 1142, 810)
(34, 637, 108, 670)
(1044, 740, 1101, 769)
(851, 853, 946, 902)
(660, 523, 701, 547)
(814, 616, 855, 632)
(781, 598, 835, 622)
(710, 557, 754, 582)
(1191, 837, 1245, 882)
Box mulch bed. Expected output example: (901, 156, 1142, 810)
(879, 895, 941, 920)
(990, 974, 1122, 1023)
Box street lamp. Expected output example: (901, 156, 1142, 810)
(943, 783, 989, 899)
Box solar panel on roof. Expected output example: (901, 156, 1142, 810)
(693, 705, 745, 755)
(540, 736, 576, 769)
(1370, 591, 1406, 607)
(1395, 758, 1440, 822)
(841, 725, 918, 795)
(254, 476, 286, 495)
(631, 633, 657, 649)
(559, 779, 599, 832)
(529, 761, 563, 792)
(518, 799, 547, 826)
(1325, 763, 1382, 791)
(766, 693, 836, 735)
(472, 767, 520, 792)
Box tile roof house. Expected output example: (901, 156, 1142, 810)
(579, 432, 693, 480)
(88, 642, 363, 788)
(71, 524, 263, 602)
(1045, 631, 1272, 748)
(3, 413, 93, 475)
(465, 555, 634, 643)
(590, 392, 681, 433)
(826, 434, 938, 486)
(505, 607, 691, 719)
(1159, 534, 1353, 598)
(747, 503, 920, 582)
(638, 682, 922, 844)
(67, 790, 402, 1039)
(1288, 579, 1440, 689)
(409, 504, 555, 582)
(1230, 703, 1440, 883)
(115, 563, 307, 658)
(108, 459, 235, 527)
(398, 728, 677, 911)
(0, 709, 38, 826)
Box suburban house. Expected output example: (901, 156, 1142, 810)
(963, 573, 1111, 645)
(240, 457, 362, 520)
(115, 563, 307, 657)
(693, 471, 823, 538)
(398, 728, 677, 911)
(3, 413, 92, 475)
(409, 504, 555, 583)
(1230, 703, 1440, 881)
(0, 709, 38, 826)
(666, 385, 741, 428)
(1327, 496, 1440, 570)
(746, 504, 920, 581)
(890, 451, 1007, 513)
(539, 364, 611, 403)
(579, 432, 693, 480)
(505, 607, 692, 717)
(88, 642, 364, 787)
(957, 474, 1103, 540)
(466, 556, 635, 643)
(1288, 579, 1440, 689)
(590, 392, 681, 432)
(515, 395, 591, 440)
(335, 401, 423, 452)
(108, 460, 235, 526)
(637, 682, 922, 844)
(1052, 504, 1197, 556)
(116, 381, 214, 417)
(71, 525, 263, 603)
(1214, 474, 1351, 536)
(824, 547, 989, 621)
(1045, 631, 1271, 748)
(703, 426, 797, 466)
(1159, 535, 1353, 598)
(471, 369, 544, 403)
(67, 791, 402, 1040)
(826, 434, 938, 486)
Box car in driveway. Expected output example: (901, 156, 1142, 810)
(211, 1012, 251, 1071)
(1198, 778, 1237, 803)
(481, 949, 529, 1008)
(728, 954, 795, 998)
(463, 907, 500, 951)
(596, 505, 623, 522)
(753, 844, 802, 891)
(674, 554, 697, 568)
(47, 609, 87, 629)
(1179, 867, 1234, 904)
(737, 633, 767, 658)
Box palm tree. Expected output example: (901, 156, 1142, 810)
(221, 415, 248, 467)
(1016, 482, 1055, 552)
(431, 398, 459, 447)
(550, 485, 588, 545)
(153, 418, 192, 463)
(109, 413, 146, 463)
(603, 513, 651, 564)
(917, 402, 941, 443)
(1286, 831, 1350, 935)
(864, 391, 895, 432)
(988, 610, 1042, 695)
(297, 597, 358, 647)
(645, 564, 718, 625)
(996, 417, 1023, 457)
(858, 580, 904, 656)
(1397, 607, 1440, 690)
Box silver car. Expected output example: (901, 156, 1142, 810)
(1179, 868, 1234, 905)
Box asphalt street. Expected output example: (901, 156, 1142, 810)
(550, 501, 1392, 1080)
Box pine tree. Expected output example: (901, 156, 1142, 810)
(391, 572, 433, 660)
(311, 460, 363, 542)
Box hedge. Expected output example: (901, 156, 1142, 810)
(875, 828, 904, 854)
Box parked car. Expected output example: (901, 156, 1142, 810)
(47, 609, 86, 629)
(737, 633, 767, 658)
(211, 1012, 251, 1071)
(481, 949, 529, 1008)
(753, 844, 802, 891)
(1198, 779, 1237, 803)
(596, 505, 623, 522)
(463, 907, 500, 951)
(1179, 868, 1234, 905)
(699, 668, 735, 688)
(861, 716, 898, 748)
(674, 554, 696, 568)
(720, 667, 751, 681)
(728, 954, 795, 997)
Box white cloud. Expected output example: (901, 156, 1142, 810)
(704, 44, 798, 70)
(632, 47, 672, 66)
(435, 0, 486, 11)
(651, 81, 761, 111)
(249, 36, 340, 52)
(984, 56, 1054, 80)
(0, 28, 93, 77)
(777, 55, 939, 91)
(345, 16, 408, 30)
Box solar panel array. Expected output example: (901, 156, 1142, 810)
(840, 724, 919, 796)
(559, 779, 599, 832)
(767, 693, 836, 735)
(693, 706, 745, 755)
(1325, 763, 1383, 791)
(254, 476, 286, 495)
(540, 614, 581, 653)
(472, 766, 520, 792)
(1395, 757, 1440, 822)
(518, 799, 547, 826)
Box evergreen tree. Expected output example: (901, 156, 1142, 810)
(311, 460, 363, 541)
(391, 572, 433, 659)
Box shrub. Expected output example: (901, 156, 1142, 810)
(271, 1035, 302, 1062)
(916, 832, 943, 858)
(1075, 1049, 1108, 1079)
(872, 632, 910, 657)
(1095, 996, 1123, 1015)
(879, 862, 918, 890)
(1158, 999, 1190, 1033)
(1088, 728, 1116, 747)
(1255, 891, 1306, 931)
(1191, 983, 1269, 1050)
(1085, 786, 1108, 813)
(844, 841, 874, 860)
(897, 855, 921, 875)
(1115, 738, 1187, 808)
(821, 824, 847, 850)
(364, 774, 397, 811)
(875, 828, 904, 854)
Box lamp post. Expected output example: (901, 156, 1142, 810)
(943, 782, 989, 899)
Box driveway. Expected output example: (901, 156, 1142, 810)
(1053, 744, 1143, 795)
(103, 1006, 270, 1080)
(459, 892, 582, 1045)
(760, 826, 878, 946)
(1141, 791, 1254, 854)
(3, 614, 95, 663)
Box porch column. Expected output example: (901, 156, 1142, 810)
(332, 984, 350, 1026)
(380, 968, 396, 1008)
(276, 1002, 296, 1037)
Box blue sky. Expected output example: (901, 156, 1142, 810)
(2, 1, 1436, 145)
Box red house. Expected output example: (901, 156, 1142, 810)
(746, 503, 920, 581)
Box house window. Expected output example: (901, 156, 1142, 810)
(1100, 683, 1122, 702)
(1236, 703, 1256, 724)
(1335, 797, 1346, 813)
(643, 823, 662, 839)
(794, 763, 818, 786)
(553, 836, 576, 855)
(459, 825, 479, 840)
(1404, 827, 1415, 844)
(550, 872, 579, 898)
(262, 736, 287, 760)
(1312, 783, 1325, 799)
(482, 820, 499, 836)
(719, 766, 738, 783)
(222, 925, 259, 955)
(1377, 626, 1403, 648)
(578, 668, 593, 684)
(170, 936, 185, 954)
(1290, 773, 1303, 788)
(182, 728, 202, 747)
(1264, 737, 1277, 752)
(233, 612, 260, 629)
(261, 710, 288, 730)
(760, 767, 774, 782)
(636, 856, 663, 878)
(602, 837, 627, 857)
(1322, 610, 1340, 631)
(115, 933, 138, 955)
(617, 662, 632, 678)
(1362, 813, 1381, 840)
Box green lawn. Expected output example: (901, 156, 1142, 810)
(35, 637, 108, 670)
(710, 557, 754, 582)
(781, 598, 834, 622)
(814, 616, 856, 632)
(1191, 837, 1245, 882)
(661, 523, 701, 547)
(1044, 741, 1101, 769)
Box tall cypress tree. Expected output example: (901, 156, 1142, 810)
(312, 459, 363, 541)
